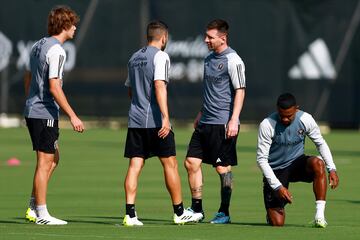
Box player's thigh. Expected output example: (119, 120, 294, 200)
(26, 118, 59, 154)
(39, 119, 59, 154)
(186, 125, 204, 160)
(263, 176, 287, 209)
(289, 155, 314, 182)
(124, 128, 146, 158)
(216, 134, 238, 167)
(152, 129, 176, 158)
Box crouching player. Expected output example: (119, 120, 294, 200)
(256, 93, 339, 227)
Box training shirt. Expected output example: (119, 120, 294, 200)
(24, 37, 66, 120)
(257, 110, 337, 190)
(125, 46, 170, 128)
(200, 47, 246, 125)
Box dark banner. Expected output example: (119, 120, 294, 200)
(1, 0, 359, 127)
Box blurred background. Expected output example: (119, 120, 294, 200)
(0, 0, 359, 128)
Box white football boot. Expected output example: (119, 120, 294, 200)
(36, 215, 68, 225)
(123, 214, 144, 226)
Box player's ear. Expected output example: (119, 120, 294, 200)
(161, 34, 167, 45)
(220, 34, 227, 45)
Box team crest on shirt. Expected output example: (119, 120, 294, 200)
(217, 63, 224, 70)
(297, 129, 305, 136)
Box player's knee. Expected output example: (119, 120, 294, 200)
(311, 157, 326, 175)
(129, 161, 144, 172)
(270, 220, 285, 227)
(184, 158, 199, 172)
(163, 157, 178, 170)
(267, 208, 285, 227)
(184, 159, 191, 170)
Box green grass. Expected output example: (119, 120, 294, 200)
(0, 127, 359, 240)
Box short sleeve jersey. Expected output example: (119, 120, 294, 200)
(125, 46, 170, 128)
(200, 47, 246, 125)
(24, 37, 66, 120)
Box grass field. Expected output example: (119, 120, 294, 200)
(0, 127, 359, 240)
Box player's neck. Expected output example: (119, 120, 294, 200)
(214, 44, 228, 54)
(52, 34, 68, 44)
(148, 42, 162, 50)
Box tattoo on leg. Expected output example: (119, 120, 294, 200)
(191, 186, 203, 194)
(220, 172, 233, 205)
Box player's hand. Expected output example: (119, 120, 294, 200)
(277, 186, 293, 204)
(226, 119, 239, 139)
(329, 170, 339, 189)
(158, 117, 171, 139)
(70, 116, 85, 133)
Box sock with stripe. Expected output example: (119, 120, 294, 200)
(125, 204, 136, 218)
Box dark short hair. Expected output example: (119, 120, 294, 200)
(277, 93, 297, 109)
(147, 20, 168, 42)
(48, 5, 79, 36)
(206, 19, 229, 35)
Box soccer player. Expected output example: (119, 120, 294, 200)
(184, 19, 246, 224)
(256, 93, 339, 227)
(122, 20, 196, 226)
(24, 5, 84, 225)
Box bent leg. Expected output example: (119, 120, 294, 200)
(124, 157, 144, 204)
(267, 208, 285, 226)
(306, 157, 327, 200)
(159, 156, 182, 204)
(307, 157, 327, 221)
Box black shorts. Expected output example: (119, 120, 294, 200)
(263, 155, 314, 209)
(124, 128, 176, 159)
(25, 118, 59, 154)
(186, 124, 238, 167)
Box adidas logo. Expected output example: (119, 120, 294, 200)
(288, 38, 336, 80)
(216, 158, 222, 163)
(36, 218, 51, 225)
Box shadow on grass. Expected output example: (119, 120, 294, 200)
(67, 216, 173, 225)
(230, 222, 268, 226)
(231, 222, 310, 228)
(66, 216, 312, 227)
(0, 218, 312, 228)
(332, 199, 360, 204)
(0, 219, 28, 224)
